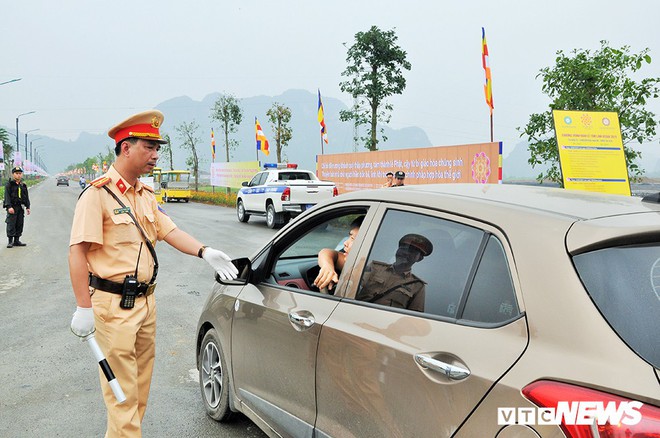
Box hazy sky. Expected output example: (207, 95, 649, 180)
(1, 0, 659, 158)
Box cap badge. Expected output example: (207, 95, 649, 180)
(151, 116, 161, 129)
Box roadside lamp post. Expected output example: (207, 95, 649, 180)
(30, 137, 43, 163)
(15, 111, 36, 155)
(0, 78, 21, 86)
(25, 129, 39, 167)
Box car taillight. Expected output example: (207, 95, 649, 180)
(522, 380, 660, 437)
(333, 187, 338, 197)
(281, 187, 290, 201)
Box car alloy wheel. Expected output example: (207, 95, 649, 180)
(266, 204, 276, 228)
(237, 200, 249, 222)
(199, 329, 233, 421)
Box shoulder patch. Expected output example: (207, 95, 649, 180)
(91, 176, 111, 188)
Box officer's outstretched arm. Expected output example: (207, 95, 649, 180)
(163, 228, 239, 280)
(69, 242, 95, 337)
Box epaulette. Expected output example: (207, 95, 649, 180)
(91, 176, 111, 188)
(142, 184, 154, 193)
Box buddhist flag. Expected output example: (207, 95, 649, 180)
(255, 117, 270, 156)
(482, 27, 494, 114)
(317, 89, 328, 144)
(211, 128, 216, 160)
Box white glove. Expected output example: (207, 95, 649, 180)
(71, 306, 95, 337)
(203, 247, 239, 280)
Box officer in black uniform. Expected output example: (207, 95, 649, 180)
(3, 166, 31, 248)
(392, 170, 405, 186)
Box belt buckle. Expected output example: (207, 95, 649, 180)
(146, 283, 157, 296)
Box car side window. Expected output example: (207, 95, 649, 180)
(248, 173, 262, 187)
(461, 235, 519, 324)
(267, 210, 368, 292)
(355, 210, 483, 317)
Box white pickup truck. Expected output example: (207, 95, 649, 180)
(237, 163, 338, 228)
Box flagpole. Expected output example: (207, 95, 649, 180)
(320, 132, 324, 155)
(490, 113, 493, 143)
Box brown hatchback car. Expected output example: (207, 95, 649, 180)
(196, 184, 660, 437)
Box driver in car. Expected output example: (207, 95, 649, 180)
(313, 215, 364, 293)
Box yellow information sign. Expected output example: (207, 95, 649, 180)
(553, 110, 630, 196)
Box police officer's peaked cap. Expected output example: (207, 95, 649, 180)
(12, 166, 23, 173)
(108, 110, 168, 146)
(395, 170, 405, 179)
(399, 233, 433, 256)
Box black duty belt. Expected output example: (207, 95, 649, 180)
(89, 274, 156, 297)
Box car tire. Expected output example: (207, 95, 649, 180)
(163, 194, 168, 203)
(199, 329, 233, 422)
(266, 204, 284, 229)
(237, 200, 250, 223)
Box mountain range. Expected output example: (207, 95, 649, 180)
(5, 88, 659, 179)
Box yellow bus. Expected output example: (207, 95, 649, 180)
(140, 167, 164, 203)
(161, 170, 191, 203)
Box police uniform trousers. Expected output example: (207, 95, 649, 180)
(6, 207, 25, 238)
(92, 289, 157, 438)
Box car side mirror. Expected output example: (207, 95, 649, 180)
(242, 181, 249, 187)
(215, 257, 251, 285)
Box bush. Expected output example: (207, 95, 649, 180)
(191, 190, 237, 207)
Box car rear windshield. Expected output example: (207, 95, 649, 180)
(278, 172, 313, 181)
(572, 244, 660, 368)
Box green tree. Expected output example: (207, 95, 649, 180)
(0, 127, 12, 179)
(339, 25, 411, 151)
(175, 121, 202, 191)
(521, 41, 660, 185)
(96, 146, 115, 175)
(160, 133, 174, 170)
(210, 94, 243, 162)
(266, 103, 293, 162)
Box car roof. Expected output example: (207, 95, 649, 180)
(337, 183, 660, 220)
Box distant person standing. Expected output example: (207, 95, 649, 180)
(3, 166, 31, 248)
(382, 172, 394, 188)
(391, 170, 405, 187)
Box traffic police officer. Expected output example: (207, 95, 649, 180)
(356, 233, 432, 312)
(68, 110, 238, 437)
(3, 166, 31, 248)
(391, 170, 405, 186)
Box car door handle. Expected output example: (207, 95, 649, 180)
(414, 354, 471, 380)
(288, 311, 315, 330)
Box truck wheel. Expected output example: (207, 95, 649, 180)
(237, 200, 250, 223)
(266, 204, 284, 229)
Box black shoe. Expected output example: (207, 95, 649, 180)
(13, 240, 26, 247)
(6, 242, 13, 248)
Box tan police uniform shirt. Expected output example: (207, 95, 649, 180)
(356, 261, 426, 312)
(70, 165, 177, 284)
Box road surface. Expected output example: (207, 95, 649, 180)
(0, 179, 276, 437)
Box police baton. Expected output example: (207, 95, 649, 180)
(83, 333, 126, 404)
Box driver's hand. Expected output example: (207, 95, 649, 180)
(314, 266, 339, 291)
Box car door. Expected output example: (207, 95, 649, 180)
(315, 206, 529, 438)
(231, 205, 373, 437)
(243, 172, 266, 211)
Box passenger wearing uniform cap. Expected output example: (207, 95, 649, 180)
(68, 110, 239, 437)
(356, 233, 432, 312)
(3, 166, 31, 248)
(391, 170, 405, 187)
